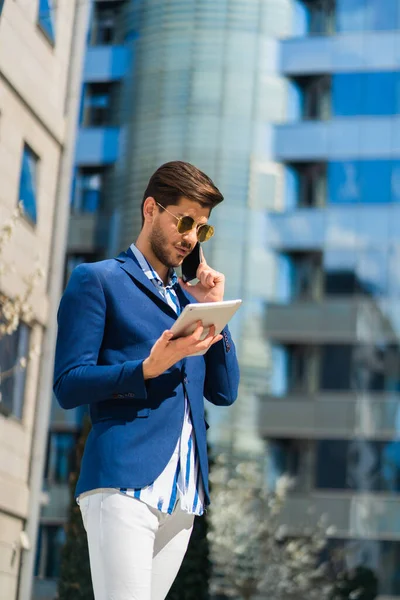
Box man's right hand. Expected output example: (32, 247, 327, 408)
(142, 322, 222, 380)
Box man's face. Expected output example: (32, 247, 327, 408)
(149, 197, 211, 268)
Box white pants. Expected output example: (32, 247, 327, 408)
(79, 490, 194, 600)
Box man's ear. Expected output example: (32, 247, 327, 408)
(143, 197, 156, 222)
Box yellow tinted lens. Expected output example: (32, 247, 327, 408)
(177, 216, 195, 233)
(197, 225, 214, 242)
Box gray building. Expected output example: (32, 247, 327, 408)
(260, 1, 400, 597)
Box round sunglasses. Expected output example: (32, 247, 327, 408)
(156, 202, 214, 242)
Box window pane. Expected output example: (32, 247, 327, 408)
(91, 7, 118, 45)
(299, 0, 335, 34)
(336, 0, 366, 31)
(35, 525, 66, 579)
(388, 244, 400, 297)
(316, 440, 349, 489)
(316, 439, 400, 494)
(73, 168, 106, 213)
(19, 144, 38, 224)
(324, 250, 358, 295)
(356, 249, 388, 298)
(328, 161, 361, 204)
(46, 432, 77, 483)
(320, 345, 353, 390)
(359, 160, 392, 204)
(0, 323, 30, 419)
(365, 0, 399, 31)
(332, 73, 362, 117)
(364, 72, 396, 115)
(38, 0, 55, 43)
(83, 84, 117, 127)
(328, 161, 392, 205)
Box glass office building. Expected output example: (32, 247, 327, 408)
(114, 0, 292, 453)
(35, 0, 293, 596)
(260, 1, 400, 596)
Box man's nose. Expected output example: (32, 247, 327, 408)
(182, 227, 198, 247)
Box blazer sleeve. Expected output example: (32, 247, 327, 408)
(203, 326, 240, 406)
(53, 264, 147, 410)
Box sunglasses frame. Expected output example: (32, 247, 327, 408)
(155, 201, 214, 242)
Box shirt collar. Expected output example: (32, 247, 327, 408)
(129, 243, 178, 290)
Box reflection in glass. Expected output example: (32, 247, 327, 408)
(316, 439, 400, 493)
(296, 0, 335, 35)
(356, 250, 388, 298)
(336, 0, 366, 31)
(333, 72, 399, 117)
(388, 245, 400, 297)
(270, 344, 319, 395)
(328, 161, 393, 205)
(336, 0, 398, 32)
(292, 75, 331, 120)
(324, 250, 357, 295)
(328, 162, 360, 204)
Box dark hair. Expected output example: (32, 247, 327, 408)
(141, 161, 223, 226)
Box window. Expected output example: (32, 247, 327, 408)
(332, 72, 400, 117)
(328, 160, 400, 205)
(319, 343, 400, 392)
(337, 0, 399, 32)
(91, 2, 124, 45)
(316, 439, 400, 494)
(286, 163, 327, 208)
(19, 144, 39, 225)
(324, 249, 388, 297)
(0, 1, 4, 17)
(320, 345, 353, 391)
(266, 438, 313, 493)
(298, 0, 400, 34)
(45, 430, 77, 484)
(35, 525, 66, 579)
(288, 160, 400, 208)
(72, 167, 107, 214)
(293, 75, 331, 120)
(83, 83, 117, 127)
(283, 251, 323, 301)
(37, 0, 56, 44)
(296, 0, 335, 35)
(0, 323, 30, 419)
(273, 344, 319, 395)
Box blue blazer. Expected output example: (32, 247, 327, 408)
(53, 249, 240, 503)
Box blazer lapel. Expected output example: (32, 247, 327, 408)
(115, 251, 179, 320)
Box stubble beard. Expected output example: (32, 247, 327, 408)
(149, 223, 178, 268)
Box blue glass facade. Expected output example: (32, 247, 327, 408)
(262, 1, 400, 595)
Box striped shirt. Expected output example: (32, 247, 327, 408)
(121, 243, 205, 515)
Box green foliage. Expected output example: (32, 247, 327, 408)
(58, 417, 93, 600)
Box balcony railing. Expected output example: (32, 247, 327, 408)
(259, 392, 400, 439)
(265, 298, 399, 342)
(279, 491, 400, 539)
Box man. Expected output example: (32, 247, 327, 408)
(53, 161, 240, 600)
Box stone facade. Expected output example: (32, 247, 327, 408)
(0, 1, 83, 597)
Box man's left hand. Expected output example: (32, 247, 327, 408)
(178, 247, 225, 303)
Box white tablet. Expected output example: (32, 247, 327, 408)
(170, 299, 242, 355)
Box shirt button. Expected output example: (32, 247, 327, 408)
(184, 377, 188, 384)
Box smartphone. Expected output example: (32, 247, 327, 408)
(181, 242, 201, 283)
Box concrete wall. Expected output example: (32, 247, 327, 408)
(0, 1, 79, 596)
